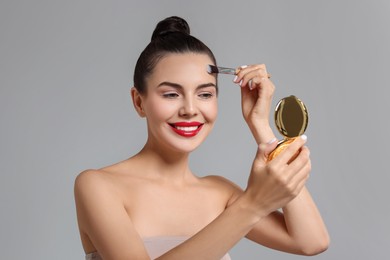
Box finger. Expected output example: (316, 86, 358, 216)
(260, 138, 279, 156)
(233, 65, 249, 83)
(256, 138, 279, 163)
(238, 64, 267, 77)
(241, 70, 270, 89)
(244, 71, 270, 89)
(240, 75, 275, 114)
(273, 135, 307, 165)
(288, 145, 310, 172)
(278, 152, 310, 199)
(234, 64, 267, 84)
(240, 78, 257, 106)
(290, 158, 311, 194)
(234, 65, 259, 86)
(237, 65, 269, 88)
(289, 146, 311, 172)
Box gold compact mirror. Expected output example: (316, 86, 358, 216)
(267, 95, 309, 162)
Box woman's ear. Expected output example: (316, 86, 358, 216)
(131, 87, 146, 117)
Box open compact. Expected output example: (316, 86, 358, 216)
(267, 95, 309, 163)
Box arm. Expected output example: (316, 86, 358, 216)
(246, 179, 329, 255)
(237, 64, 276, 144)
(75, 139, 313, 260)
(74, 170, 150, 260)
(279, 186, 329, 255)
(234, 64, 329, 254)
(74, 170, 277, 260)
(74, 170, 272, 260)
(162, 137, 325, 259)
(224, 141, 329, 255)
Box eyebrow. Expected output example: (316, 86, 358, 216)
(157, 81, 217, 91)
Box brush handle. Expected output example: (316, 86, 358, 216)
(215, 66, 237, 75)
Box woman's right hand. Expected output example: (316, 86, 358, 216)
(243, 135, 311, 217)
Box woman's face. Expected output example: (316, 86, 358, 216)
(140, 53, 218, 153)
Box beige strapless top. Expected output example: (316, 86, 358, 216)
(85, 236, 231, 259)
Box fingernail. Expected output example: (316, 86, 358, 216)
(248, 80, 252, 90)
(300, 134, 307, 141)
(239, 80, 243, 86)
(240, 65, 248, 69)
(233, 75, 238, 82)
(267, 138, 277, 144)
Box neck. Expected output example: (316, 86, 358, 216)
(134, 139, 193, 184)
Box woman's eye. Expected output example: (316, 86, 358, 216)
(198, 92, 213, 99)
(163, 92, 179, 98)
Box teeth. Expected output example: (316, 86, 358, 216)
(176, 126, 198, 131)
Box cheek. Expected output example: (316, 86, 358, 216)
(203, 101, 218, 122)
(146, 98, 177, 121)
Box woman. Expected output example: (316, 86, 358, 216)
(74, 16, 329, 260)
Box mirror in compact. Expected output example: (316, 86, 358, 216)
(267, 95, 309, 163)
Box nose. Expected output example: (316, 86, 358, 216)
(179, 96, 198, 117)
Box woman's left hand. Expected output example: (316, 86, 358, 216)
(234, 64, 276, 144)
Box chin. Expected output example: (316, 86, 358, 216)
(169, 137, 206, 154)
(167, 129, 211, 153)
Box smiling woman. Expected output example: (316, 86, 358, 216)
(74, 16, 329, 260)
(133, 53, 218, 153)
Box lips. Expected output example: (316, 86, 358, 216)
(169, 122, 204, 137)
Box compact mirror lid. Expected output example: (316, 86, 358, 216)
(274, 95, 308, 138)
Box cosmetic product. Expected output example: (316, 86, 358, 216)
(207, 65, 271, 78)
(267, 95, 308, 163)
(207, 65, 238, 75)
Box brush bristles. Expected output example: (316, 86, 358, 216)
(207, 64, 219, 74)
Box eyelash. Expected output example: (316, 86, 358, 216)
(198, 92, 214, 99)
(162, 92, 214, 99)
(162, 92, 179, 99)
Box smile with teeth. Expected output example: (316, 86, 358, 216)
(175, 126, 199, 131)
(169, 122, 204, 137)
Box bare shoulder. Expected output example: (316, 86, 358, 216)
(74, 159, 135, 194)
(200, 174, 244, 205)
(201, 175, 240, 189)
(75, 169, 105, 184)
(74, 168, 148, 256)
(74, 168, 125, 211)
(74, 169, 113, 194)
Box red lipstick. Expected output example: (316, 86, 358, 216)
(169, 122, 204, 137)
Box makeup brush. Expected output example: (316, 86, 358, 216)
(207, 64, 271, 78)
(207, 65, 238, 75)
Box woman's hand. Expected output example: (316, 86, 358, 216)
(243, 135, 311, 217)
(234, 64, 276, 144)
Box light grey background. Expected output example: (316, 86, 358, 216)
(1, 0, 389, 259)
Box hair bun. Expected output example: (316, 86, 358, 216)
(151, 16, 190, 41)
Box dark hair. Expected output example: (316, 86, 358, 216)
(133, 16, 217, 94)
